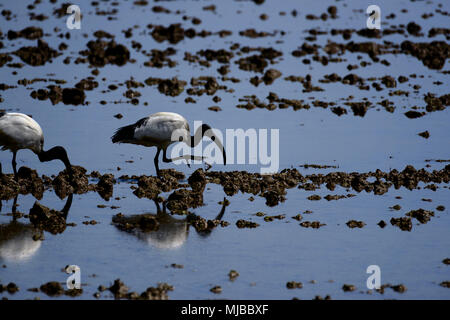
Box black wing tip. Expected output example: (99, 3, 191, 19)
(0, 110, 6, 118)
(111, 128, 125, 143)
(111, 117, 148, 143)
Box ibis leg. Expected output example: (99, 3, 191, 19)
(162, 148, 204, 164)
(12, 151, 17, 180)
(154, 147, 161, 177)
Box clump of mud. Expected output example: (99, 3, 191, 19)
(188, 168, 207, 192)
(145, 77, 187, 96)
(0, 167, 44, 200)
(112, 213, 159, 232)
(29, 201, 67, 234)
(13, 40, 61, 66)
(7, 27, 43, 40)
(96, 173, 116, 201)
(187, 213, 228, 233)
(79, 38, 130, 67)
(205, 169, 303, 207)
(236, 219, 259, 228)
(132, 169, 185, 200)
(390, 217, 412, 231)
(107, 279, 173, 300)
(401, 41, 449, 70)
(52, 166, 95, 199)
(31, 85, 86, 105)
(167, 189, 203, 214)
(346, 220, 366, 228)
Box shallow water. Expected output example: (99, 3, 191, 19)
(0, 0, 449, 299)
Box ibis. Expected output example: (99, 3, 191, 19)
(111, 112, 226, 176)
(0, 112, 73, 178)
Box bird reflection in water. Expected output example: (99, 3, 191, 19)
(112, 199, 227, 250)
(0, 193, 73, 262)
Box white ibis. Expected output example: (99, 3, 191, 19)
(0, 112, 72, 178)
(111, 112, 226, 176)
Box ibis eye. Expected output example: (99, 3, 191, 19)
(211, 136, 215, 141)
(179, 136, 183, 142)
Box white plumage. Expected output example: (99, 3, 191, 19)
(0, 112, 72, 178)
(133, 112, 190, 148)
(0, 112, 43, 154)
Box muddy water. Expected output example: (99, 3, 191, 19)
(0, 0, 449, 299)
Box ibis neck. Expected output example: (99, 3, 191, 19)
(190, 124, 212, 147)
(38, 146, 72, 174)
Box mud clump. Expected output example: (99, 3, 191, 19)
(80, 39, 130, 67)
(390, 217, 412, 231)
(236, 219, 259, 228)
(62, 88, 86, 105)
(346, 220, 366, 228)
(0, 166, 44, 200)
(8, 27, 43, 40)
(424, 93, 450, 112)
(418, 131, 430, 139)
(151, 24, 186, 44)
(286, 281, 303, 289)
(143, 48, 177, 68)
(228, 270, 239, 281)
(345, 101, 371, 117)
(391, 284, 407, 293)
(0, 53, 13, 67)
(381, 76, 397, 88)
(108, 279, 172, 300)
(29, 201, 67, 234)
(52, 166, 93, 199)
(187, 213, 227, 233)
(262, 69, 282, 85)
(0, 283, 19, 294)
(342, 284, 356, 292)
(40, 281, 64, 297)
(158, 78, 186, 97)
(96, 174, 116, 201)
(236, 54, 268, 73)
(300, 221, 325, 229)
(75, 78, 99, 91)
(188, 169, 207, 192)
(140, 283, 173, 300)
(198, 49, 234, 64)
(109, 279, 129, 299)
(13, 40, 61, 66)
(210, 285, 222, 294)
(112, 213, 159, 232)
(406, 209, 434, 224)
(132, 169, 184, 199)
(167, 189, 203, 214)
(400, 41, 449, 70)
(188, 76, 226, 96)
(406, 22, 422, 36)
(206, 169, 302, 206)
(404, 110, 425, 119)
(31, 86, 86, 106)
(145, 77, 186, 97)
